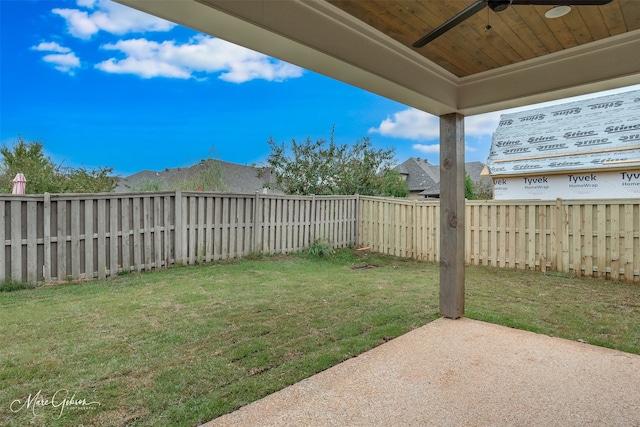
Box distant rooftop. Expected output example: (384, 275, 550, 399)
(394, 158, 485, 198)
(116, 159, 278, 193)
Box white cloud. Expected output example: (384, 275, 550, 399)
(465, 112, 501, 137)
(412, 143, 476, 154)
(43, 53, 81, 75)
(32, 42, 80, 75)
(370, 107, 507, 142)
(32, 41, 71, 53)
(77, 0, 97, 7)
(95, 36, 304, 82)
(369, 108, 439, 140)
(52, 8, 99, 39)
(53, 0, 174, 39)
(413, 143, 440, 154)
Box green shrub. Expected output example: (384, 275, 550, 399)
(128, 178, 166, 192)
(0, 280, 37, 292)
(307, 239, 334, 259)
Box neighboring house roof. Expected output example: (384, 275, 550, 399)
(485, 89, 640, 177)
(394, 158, 485, 197)
(116, 159, 278, 193)
(394, 157, 439, 192)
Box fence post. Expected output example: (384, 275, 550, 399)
(43, 193, 52, 283)
(550, 197, 562, 271)
(555, 198, 565, 273)
(253, 192, 261, 254)
(310, 195, 316, 244)
(10, 200, 22, 282)
(412, 199, 418, 260)
(0, 200, 4, 283)
(174, 190, 183, 264)
(354, 195, 360, 247)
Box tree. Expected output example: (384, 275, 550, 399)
(465, 172, 476, 200)
(263, 129, 401, 196)
(1, 137, 58, 194)
(175, 147, 228, 192)
(1, 137, 117, 194)
(473, 178, 494, 200)
(463, 173, 494, 200)
(60, 166, 118, 193)
(379, 170, 409, 197)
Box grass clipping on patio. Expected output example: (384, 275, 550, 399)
(1, 249, 638, 426)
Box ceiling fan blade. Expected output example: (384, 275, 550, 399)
(510, 0, 612, 5)
(412, 0, 487, 48)
(412, 0, 612, 49)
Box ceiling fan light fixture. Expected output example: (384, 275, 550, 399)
(488, 0, 512, 12)
(545, 5, 572, 19)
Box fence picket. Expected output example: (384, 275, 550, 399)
(623, 204, 634, 281)
(610, 204, 620, 280)
(244, 197, 253, 255)
(538, 204, 547, 273)
(132, 197, 142, 272)
(57, 200, 67, 281)
(497, 205, 506, 267)
(583, 205, 593, 276)
(25, 201, 38, 283)
(164, 195, 172, 267)
(154, 196, 163, 269)
(43, 194, 51, 282)
(85, 199, 94, 279)
(144, 197, 153, 270)
(110, 198, 119, 277)
(634, 204, 640, 283)
(96, 199, 105, 280)
(0, 200, 6, 283)
(122, 198, 131, 272)
(11, 201, 23, 282)
(70, 200, 81, 280)
(197, 195, 205, 263)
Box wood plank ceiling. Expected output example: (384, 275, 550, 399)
(328, 0, 640, 78)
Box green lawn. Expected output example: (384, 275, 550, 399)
(1, 250, 638, 426)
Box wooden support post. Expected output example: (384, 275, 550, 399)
(439, 113, 465, 319)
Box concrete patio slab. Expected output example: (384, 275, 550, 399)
(203, 317, 640, 427)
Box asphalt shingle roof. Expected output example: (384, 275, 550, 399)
(393, 158, 485, 197)
(116, 160, 277, 193)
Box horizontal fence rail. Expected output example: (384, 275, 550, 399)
(358, 196, 640, 283)
(1, 192, 358, 284)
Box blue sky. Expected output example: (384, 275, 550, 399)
(1, 0, 638, 178)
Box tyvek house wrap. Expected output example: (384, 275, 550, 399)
(486, 89, 640, 176)
(485, 89, 640, 200)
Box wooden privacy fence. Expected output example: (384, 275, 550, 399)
(1, 192, 358, 283)
(358, 196, 640, 282)
(5, 192, 639, 284)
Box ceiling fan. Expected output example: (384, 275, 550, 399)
(412, 0, 613, 48)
